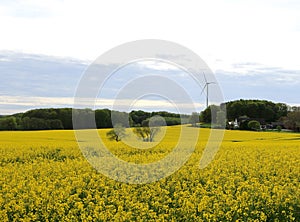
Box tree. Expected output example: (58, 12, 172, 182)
(189, 112, 199, 127)
(275, 103, 288, 120)
(0, 117, 17, 130)
(239, 118, 250, 130)
(72, 108, 95, 129)
(200, 105, 221, 124)
(95, 109, 112, 128)
(25, 118, 50, 130)
(216, 111, 226, 128)
(58, 108, 73, 129)
(111, 111, 132, 128)
(47, 119, 64, 129)
(283, 112, 300, 132)
(106, 125, 126, 142)
(164, 117, 181, 126)
(276, 125, 282, 132)
(21, 117, 31, 130)
(248, 120, 261, 131)
(225, 99, 287, 123)
(200, 106, 211, 123)
(130, 110, 150, 126)
(133, 126, 161, 142)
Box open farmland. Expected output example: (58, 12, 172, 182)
(0, 127, 299, 221)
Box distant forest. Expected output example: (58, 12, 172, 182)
(200, 99, 299, 131)
(0, 108, 190, 130)
(0, 99, 299, 131)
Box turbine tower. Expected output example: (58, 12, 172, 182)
(200, 73, 216, 108)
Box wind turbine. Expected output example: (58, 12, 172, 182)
(200, 73, 216, 108)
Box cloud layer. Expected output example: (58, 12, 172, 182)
(0, 52, 299, 115)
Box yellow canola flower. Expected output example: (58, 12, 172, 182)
(0, 127, 299, 221)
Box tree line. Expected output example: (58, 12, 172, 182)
(1, 99, 299, 132)
(200, 99, 300, 132)
(0, 108, 190, 131)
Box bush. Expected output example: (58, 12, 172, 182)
(248, 120, 261, 131)
(276, 125, 282, 132)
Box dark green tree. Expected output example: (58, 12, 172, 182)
(0, 117, 17, 130)
(248, 120, 261, 131)
(58, 108, 73, 129)
(95, 109, 112, 128)
(47, 119, 64, 129)
(130, 110, 150, 126)
(283, 112, 300, 132)
(225, 99, 287, 122)
(21, 117, 49, 130)
(200, 105, 221, 124)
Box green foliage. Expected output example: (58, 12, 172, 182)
(21, 117, 61, 130)
(133, 126, 161, 142)
(164, 117, 181, 126)
(106, 125, 126, 142)
(0, 99, 290, 131)
(225, 99, 288, 122)
(129, 111, 182, 127)
(20, 108, 72, 130)
(248, 120, 261, 131)
(283, 111, 300, 132)
(130, 110, 150, 126)
(200, 105, 221, 124)
(0, 108, 184, 131)
(47, 119, 64, 129)
(150, 111, 180, 118)
(57, 108, 73, 129)
(23, 108, 58, 119)
(276, 125, 282, 132)
(0, 117, 17, 130)
(95, 109, 112, 128)
(199, 100, 289, 130)
(200, 106, 210, 123)
(238, 118, 249, 130)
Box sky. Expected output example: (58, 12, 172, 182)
(0, 0, 299, 114)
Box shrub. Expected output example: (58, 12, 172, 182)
(248, 120, 261, 131)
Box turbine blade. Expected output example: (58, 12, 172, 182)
(200, 84, 207, 96)
(203, 72, 207, 83)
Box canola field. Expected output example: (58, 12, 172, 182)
(0, 126, 299, 221)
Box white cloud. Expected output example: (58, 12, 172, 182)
(0, 96, 74, 107)
(0, 1, 299, 114)
(0, 96, 204, 114)
(0, 57, 11, 62)
(0, 0, 299, 71)
(97, 98, 204, 111)
(215, 61, 300, 85)
(137, 60, 182, 71)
